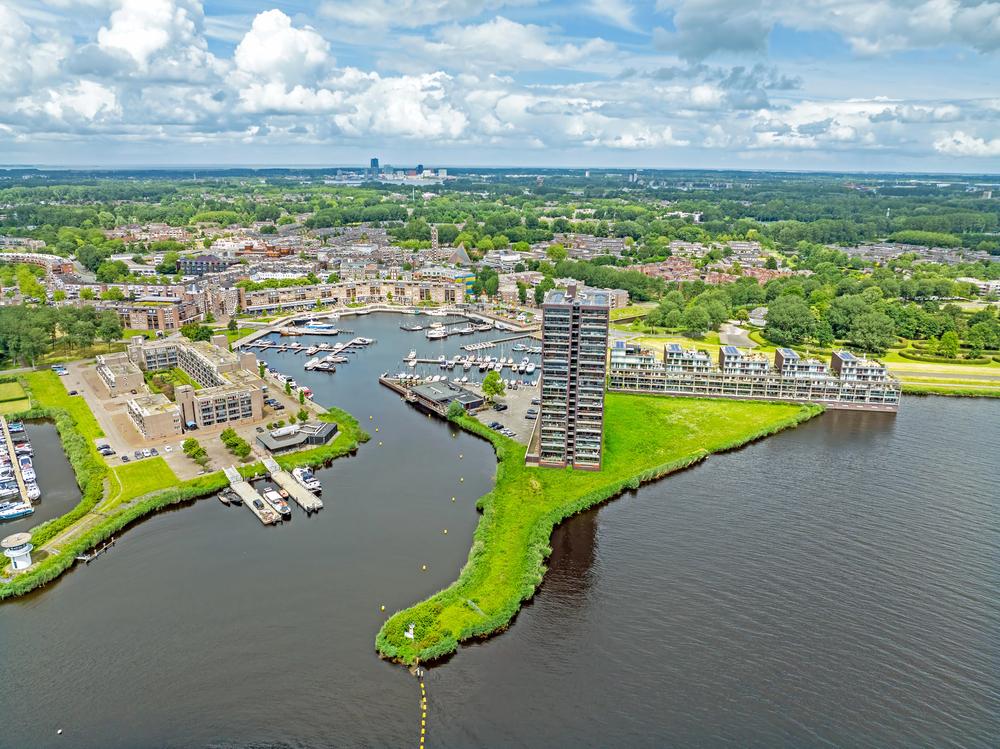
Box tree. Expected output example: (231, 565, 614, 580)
(534, 277, 555, 305)
(227, 318, 238, 332)
(53, 290, 66, 302)
(100, 287, 125, 301)
(516, 281, 528, 305)
(849, 311, 896, 354)
(298, 389, 306, 404)
(97, 314, 123, 350)
(484, 276, 499, 298)
(446, 400, 465, 419)
(546, 243, 568, 262)
(938, 330, 960, 358)
(764, 295, 815, 345)
(765, 256, 778, 270)
(180, 323, 212, 341)
(482, 370, 505, 402)
(79, 287, 95, 301)
(284, 380, 292, 396)
(258, 362, 266, 378)
(681, 306, 711, 336)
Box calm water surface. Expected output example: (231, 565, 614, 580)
(0, 313, 997, 748)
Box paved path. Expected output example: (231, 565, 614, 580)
(719, 322, 757, 348)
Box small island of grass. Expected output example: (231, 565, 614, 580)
(376, 393, 823, 664)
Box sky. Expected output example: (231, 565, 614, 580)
(2, 0, 1000, 172)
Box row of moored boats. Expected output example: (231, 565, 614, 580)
(0, 421, 41, 522)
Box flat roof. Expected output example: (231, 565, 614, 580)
(836, 350, 857, 360)
(722, 345, 739, 355)
(778, 348, 799, 358)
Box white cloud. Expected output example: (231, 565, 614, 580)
(587, 0, 640, 32)
(319, 0, 535, 28)
(934, 130, 1000, 156)
(407, 16, 614, 72)
(97, 0, 206, 69)
(15, 80, 120, 122)
(333, 72, 469, 139)
(654, 0, 1000, 59)
(234, 10, 331, 84)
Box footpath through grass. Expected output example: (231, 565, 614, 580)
(376, 393, 822, 664)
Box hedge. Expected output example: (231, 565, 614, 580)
(897, 350, 992, 364)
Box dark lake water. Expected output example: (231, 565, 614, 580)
(1, 312, 998, 748)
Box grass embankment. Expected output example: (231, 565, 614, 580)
(0, 373, 368, 600)
(376, 394, 822, 665)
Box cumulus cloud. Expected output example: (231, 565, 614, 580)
(586, 0, 640, 31)
(654, 0, 1000, 59)
(97, 0, 209, 70)
(403, 16, 613, 72)
(234, 10, 331, 84)
(934, 130, 1000, 156)
(15, 80, 120, 123)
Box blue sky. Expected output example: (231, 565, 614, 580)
(2, 0, 999, 171)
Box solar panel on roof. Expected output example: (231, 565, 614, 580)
(667, 343, 682, 352)
(839, 350, 856, 360)
(723, 345, 738, 354)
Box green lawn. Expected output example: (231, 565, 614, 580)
(22, 371, 104, 441)
(0, 381, 27, 402)
(376, 393, 822, 664)
(103, 457, 179, 511)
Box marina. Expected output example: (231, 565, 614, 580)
(0, 417, 40, 521)
(223, 466, 279, 525)
(263, 457, 323, 513)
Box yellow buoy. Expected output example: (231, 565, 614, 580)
(380, 604, 385, 611)
(443, 529, 448, 534)
(451, 496, 455, 502)
(369, 415, 373, 420)
(378, 441, 383, 446)
(375, 427, 379, 432)
(421, 564, 427, 571)
(459, 454, 463, 459)
(459, 477, 464, 482)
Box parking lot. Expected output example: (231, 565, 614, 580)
(469, 380, 540, 443)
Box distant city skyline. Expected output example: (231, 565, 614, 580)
(3, 1, 1000, 172)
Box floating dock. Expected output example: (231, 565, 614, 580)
(0, 418, 28, 501)
(224, 466, 279, 524)
(263, 458, 323, 513)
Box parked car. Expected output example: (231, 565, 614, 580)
(531, 398, 540, 405)
(142, 448, 151, 458)
(133, 450, 142, 459)
(121, 455, 130, 462)
(493, 403, 508, 411)
(164, 445, 172, 453)
(68, 390, 79, 396)
(150, 448, 159, 456)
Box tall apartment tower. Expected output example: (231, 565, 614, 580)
(536, 284, 610, 470)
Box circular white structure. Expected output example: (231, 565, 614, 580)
(2, 532, 33, 571)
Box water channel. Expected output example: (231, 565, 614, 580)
(0, 312, 997, 748)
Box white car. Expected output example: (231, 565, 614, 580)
(142, 448, 152, 458)
(164, 445, 173, 453)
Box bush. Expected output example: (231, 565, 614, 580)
(897, 350, 991, 364)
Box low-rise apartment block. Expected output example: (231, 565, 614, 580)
(609, 343, 899, 411)
(236, 279, 463, 314)
(125, 335, 265, 435)
(127, 393, 184, 440)
(95, 352, 144, 397)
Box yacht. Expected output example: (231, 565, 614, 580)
(302, 320, 338, 332)
(262, 489, 292, 518)
(526, 363, 536, 375)
(406, 350, 417, 360)
(426, 329, 448, 340)
(25, 482, 40, 501)
(0, 500, 33, 521)
(292, 467, 321, 493)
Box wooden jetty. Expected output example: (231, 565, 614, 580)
(0, 417, 27, 501)
(262, 457, 323, 513)
(460, 332, 538, 351)
(224, 466, 279, 524)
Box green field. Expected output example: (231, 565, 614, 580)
(22, 371, 104, 441)
(103, 457, 180, 512)
(376, 393, 821, 664)
(0, 381, 27, 402)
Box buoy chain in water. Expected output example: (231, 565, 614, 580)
(418, 679, 428, 749)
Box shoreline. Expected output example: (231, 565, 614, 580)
(0, 375, 368, 600)
(375, 394, 824, 665)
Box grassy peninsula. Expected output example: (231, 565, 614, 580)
(376, 393, 823, 664)
(0, 371, 368, 600)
